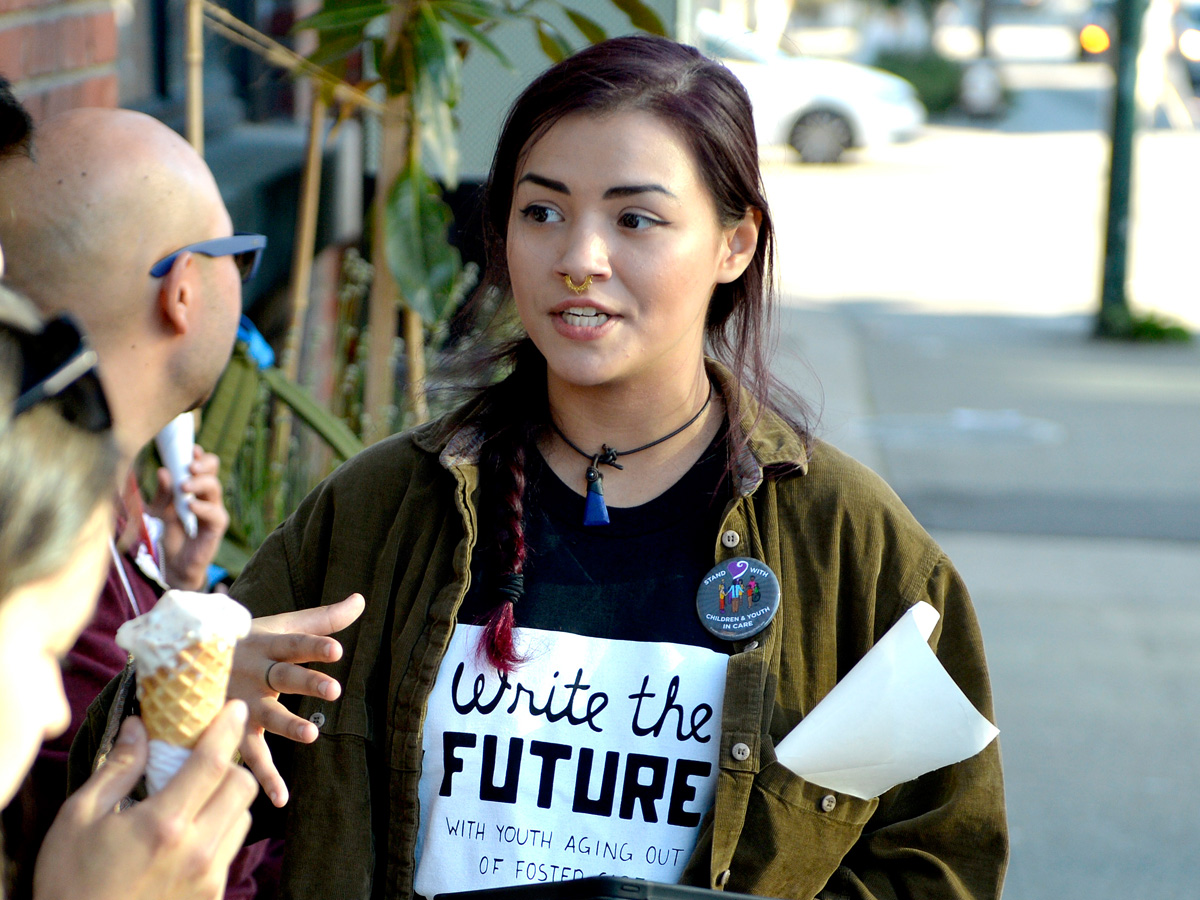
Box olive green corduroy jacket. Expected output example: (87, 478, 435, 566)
(217, 365, 1004, 899)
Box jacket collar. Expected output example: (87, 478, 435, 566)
(415, 358, 810, 495)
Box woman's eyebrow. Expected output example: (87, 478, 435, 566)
(517, 173, 569, 193)
(603, 183, 675, 199)
(516, 173, 676, 200)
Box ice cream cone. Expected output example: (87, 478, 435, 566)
(137, 636, 235, 748)
(116, 591, 251, 793)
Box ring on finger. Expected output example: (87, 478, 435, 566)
(265, 660, 283, 692)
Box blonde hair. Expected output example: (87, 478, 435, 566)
(0, 284, 118, 598)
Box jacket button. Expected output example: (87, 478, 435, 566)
(309, 712, 326, 728)
(716, 869, 731, 888)
(721, 530, 740, 548)
(730, 742, 751, 761)
(820, 794, 837, 813)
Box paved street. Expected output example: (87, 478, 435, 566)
(763, 124, 1200, 330)
(761, 41, 1200, 900)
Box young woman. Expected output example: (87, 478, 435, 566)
(0, 285, 257, 900)
(224, 34, 1006, 900)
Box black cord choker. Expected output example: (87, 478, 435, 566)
(551, 385, 714, 526)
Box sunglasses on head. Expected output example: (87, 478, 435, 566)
(149, 232, 267, 283)
(11, 315, 113, 433)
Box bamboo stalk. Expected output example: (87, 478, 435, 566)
(399, 28, 427, 427)
(186, 0, 204, 154)
(362, 1, 413, 444)
(403, 306, 427, 423)
(363, 93, 406, 445)
(283, 90, 328, 384)
(267, 90, 328, 522)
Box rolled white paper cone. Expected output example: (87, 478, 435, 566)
(155, 413, 199, 539)
(145, 739, 192, 795)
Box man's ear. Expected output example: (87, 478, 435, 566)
(157, 251, 198, 336)
(715, 207, 763, 285)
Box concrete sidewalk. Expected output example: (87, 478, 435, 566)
(774, 301, 1200, 900)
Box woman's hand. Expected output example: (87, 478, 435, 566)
(229, 593, 365, 806)
(34, 703, 256, 900)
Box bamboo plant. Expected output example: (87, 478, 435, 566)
(297, 0, 668, 440)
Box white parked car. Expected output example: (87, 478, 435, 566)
(694, 10, 926, 164)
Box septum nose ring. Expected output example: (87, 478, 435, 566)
(563, 274, 592, 295)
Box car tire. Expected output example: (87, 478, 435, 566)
(788, 110, 853, 164)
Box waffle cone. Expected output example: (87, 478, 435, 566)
(136, 637, 234, 748)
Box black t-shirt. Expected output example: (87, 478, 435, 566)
(460, 429, 733, 654)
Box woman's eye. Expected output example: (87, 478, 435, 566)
(618, 211, 661, 230)
(519, 204, 563, 224)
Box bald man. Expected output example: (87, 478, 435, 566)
(0, 108, 268, 899)
(0, 107, 246, 468)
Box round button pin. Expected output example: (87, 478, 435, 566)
(696, 556, 780, 641)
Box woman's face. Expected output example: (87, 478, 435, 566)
(0, 502, 110, 806)
(507, 109, 757, 393)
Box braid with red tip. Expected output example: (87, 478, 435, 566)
(473, 341, 545, 673)
(477, 430, 528, 673)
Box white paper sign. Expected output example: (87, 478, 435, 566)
(415, 625, 729, 898)
(774, 601, 999, 800)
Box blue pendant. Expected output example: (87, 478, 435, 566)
(583, 466, 609, 526)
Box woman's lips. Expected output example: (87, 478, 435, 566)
(549, 304, 618, 340)
(559, 306, 609, 328)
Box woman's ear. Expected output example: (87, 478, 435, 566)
(157, 251, 197, 335)
(715, 208, 762, 284)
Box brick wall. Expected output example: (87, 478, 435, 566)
(0, 0, 118, 121)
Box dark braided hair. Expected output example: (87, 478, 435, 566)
(472, 348, 540, 672)
(468, 339, 547, 672)
(459, 35, 812, 672)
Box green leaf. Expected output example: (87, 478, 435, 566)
(532, 17, 571, 62)
(378, 39, 409, 95)
(384, 162, 464, 325)
(199, 347, 261, 491)
(416, 88, 460, 188)
(412, 3, 462, 185)
(430, 0, 506, 23)
(413, 3, 462, 108)
(307, 31, 370, 70)
(562, 7, 607, 44)
(607, 0, 668, 36)
(441, 10, 512, 66)
(296, 2, 391, 34)
(261, 368, 365, 461)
